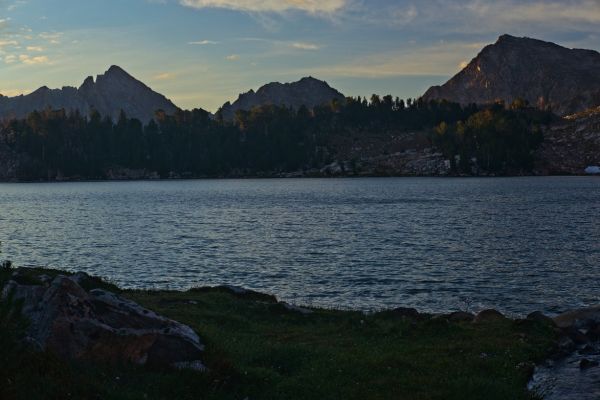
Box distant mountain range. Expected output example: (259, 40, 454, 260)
(2, 35, 600, 123)
(422, 34, 600, 116)
(218, 77, 345, 121)
(0, 66, 180, 123)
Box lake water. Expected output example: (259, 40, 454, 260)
(0, 177, 598, 315)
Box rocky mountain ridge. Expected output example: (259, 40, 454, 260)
(423, 35, 600, 116)
(0, 66, 180, 122)
(218, 76, 345, 121)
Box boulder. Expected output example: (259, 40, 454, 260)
(389, 307, 422, 319)
(473, 309, 506, 323)
(580, 358, 599, 369)
(553, 306, 600, 329)
(2, 273, 205, 370)
(448, 311, 475, 322)
(526, 311, 556, 325)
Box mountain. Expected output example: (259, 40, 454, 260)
(422, 35, 600, 116)
(0, 66, 180, 123)
(218, 77, 345, 120)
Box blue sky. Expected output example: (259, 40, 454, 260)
(1, 0, 600, 111)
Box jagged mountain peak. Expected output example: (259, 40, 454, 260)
(99, 65, 136, 82)
(422, 35, 600, 115)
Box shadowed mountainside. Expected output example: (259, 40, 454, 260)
(218, 76, 346, 121)
(0, 66, 180, 123)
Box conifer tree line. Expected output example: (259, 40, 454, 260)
(0, 96, 554, 180)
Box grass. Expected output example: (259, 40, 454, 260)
(0, 268, 557, 400)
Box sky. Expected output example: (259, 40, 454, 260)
(1, 0, 600, 112)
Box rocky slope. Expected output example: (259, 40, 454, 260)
(0, 66, 180, 122)
(219, 76, 345, 121)
(423, 35, 600, 116)
(534, 107, 600, 174)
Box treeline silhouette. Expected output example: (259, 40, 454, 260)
(0, 96, 553, 180)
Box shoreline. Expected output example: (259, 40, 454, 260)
(0, 173, 597, 185)
(2, 266, 598, 399)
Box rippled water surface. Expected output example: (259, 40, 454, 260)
(0, 177, 599, 314)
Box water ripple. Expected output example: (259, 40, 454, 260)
(0, 177, 599, 315)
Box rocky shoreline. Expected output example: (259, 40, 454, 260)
(2, 267, 599, 398)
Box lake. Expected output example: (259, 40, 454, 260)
(0, 177, 598, 315)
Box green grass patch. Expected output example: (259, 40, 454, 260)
(0, 269, 556, 400)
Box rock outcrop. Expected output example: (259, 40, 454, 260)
(1, 271, 205, 369)
(534, 106, 600, 174)
(423, 35, 600, 116)
(0, 66, 180, 123)
(218, 76, 345, 121)
(529, 306, 600, 399)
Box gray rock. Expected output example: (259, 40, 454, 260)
(2, 273, 204, 369)
(580, 358, 599, 369)
(553, 305, 600, 329)
(448, 311, 475, 322)
(473, 309, 506, 323)
(526, 311, 555, 325)
(389, 307, 422, 319)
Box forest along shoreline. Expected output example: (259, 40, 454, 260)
(2, 266, 599, 399)
(3, 98, 600, 183)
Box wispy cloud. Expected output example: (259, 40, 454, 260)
(39, 32, 63, 44)
(0, 39, 17, 48)
(26, 45, 43, 51)
(225, 54, 239, 61)
(292, 42, 320, 50)
(19, 54, 49, 65)
(297, 41, 486, 78)
(179, 0, 347, 14)
(3, 54, 16, 63)
(188, 39, 218, 45)
(0, 87, 29, 97)
(153, 72, 176, 80)
(0, 18, 10, 30)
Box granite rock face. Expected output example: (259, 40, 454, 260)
(2, 272, 205, 369)
(0, 66, 180, 123)
(534, 106, 600, 174)
(219, 76, 345, 121)
(423, 35, 600, 116)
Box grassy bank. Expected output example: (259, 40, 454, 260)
(0, 268, 557, 400)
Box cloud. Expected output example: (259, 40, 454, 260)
(153, 72, 176, 80)
(179, 0, 347, 14)
(39, 32, 63, 44)
(298, 41, 486, 78)
(3, 54, 16, 63)
(225, 54, 239, 61)
(188, 40, 217, 45)
(7, 0, 26, 11)
(18, 54, 49, 64)
(26, 45, 43, 51)
(291, 42, 320, 50)
(0, 18, 10, 30)
(0, 88, 29, 96)
(0, 39, 17, 48)
(466, 0, 600, 24)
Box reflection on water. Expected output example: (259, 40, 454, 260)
(0, 177, 599, 314)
